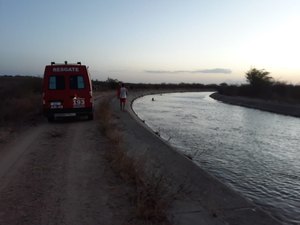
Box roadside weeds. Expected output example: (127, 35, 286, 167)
(97, 98, 174, 224)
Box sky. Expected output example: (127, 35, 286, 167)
(1, 0, 300, 84)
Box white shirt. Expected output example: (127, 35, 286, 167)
(120, 87, 127, 98)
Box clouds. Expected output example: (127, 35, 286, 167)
(145, 68, 232, 74)
(196, 68, 232, 74)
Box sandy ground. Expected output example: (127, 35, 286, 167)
(0, 94, 135, 225)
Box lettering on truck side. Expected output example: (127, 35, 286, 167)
(52, 67, 79, 72)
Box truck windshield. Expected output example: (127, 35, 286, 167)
(49, 75, 65, 90)
(70, 75, 85, 89)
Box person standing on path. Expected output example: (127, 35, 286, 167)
(119, 83, 128, 111)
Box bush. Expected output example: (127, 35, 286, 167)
(217, 84, 239, 96)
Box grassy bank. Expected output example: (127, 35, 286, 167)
(0, 76, 42, 125)
(0, 76, 42, 143)
(96, 98, 173, 224)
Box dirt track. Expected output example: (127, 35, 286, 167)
(0, 96, 134, 225)
(0, 91, 285, 225)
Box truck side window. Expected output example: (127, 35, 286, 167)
(49, 76, 65, 90)
(70, 75, 85, 89)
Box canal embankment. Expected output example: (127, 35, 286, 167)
(111, 90, 283, 225)
(210, 92, 300, 118)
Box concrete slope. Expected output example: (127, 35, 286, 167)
(112, 90, 282, 225)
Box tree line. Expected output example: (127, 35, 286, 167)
(217, 68, 300, 103)
(2, 69, 299, 105)
(92, 78, 218, 91)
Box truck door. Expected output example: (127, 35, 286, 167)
(69, 75, 90, 109)
(48, 75, 67, 110)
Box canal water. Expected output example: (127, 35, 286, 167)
(132, 92, 300, 225)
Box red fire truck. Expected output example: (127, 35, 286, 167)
(43, 61, 93, 122)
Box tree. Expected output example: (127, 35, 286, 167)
(106, 77, 120, 89)
(246, 68, 273, 87)
(245, 68, 273, 97)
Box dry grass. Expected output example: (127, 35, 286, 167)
(135, 174, 173, 222)
(0, 76, 42, 126)
(1, 94, 41, 124)
(97, 98, 173, 224)
(0, 76, 42, 143)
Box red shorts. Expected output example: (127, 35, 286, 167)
(120, 98, 126, 103)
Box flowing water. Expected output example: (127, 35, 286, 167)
(132, 92, 300, 225)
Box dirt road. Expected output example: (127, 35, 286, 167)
(0, 96, 134, 225)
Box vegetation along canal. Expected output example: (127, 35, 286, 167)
(133, 92, 300, 225)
